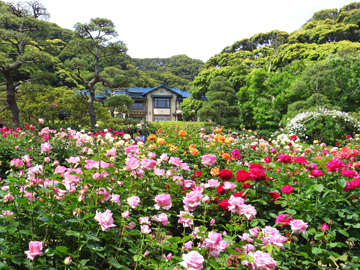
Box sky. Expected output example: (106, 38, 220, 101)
(37, 0, 354, 62)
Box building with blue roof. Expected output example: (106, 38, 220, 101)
(111, 84, 192, 122)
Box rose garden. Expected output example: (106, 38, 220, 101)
(0, 117, 359, 270)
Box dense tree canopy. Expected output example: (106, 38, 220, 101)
(189, 1, 360, 131)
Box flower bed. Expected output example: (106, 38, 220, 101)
(0, 123, 359, 269)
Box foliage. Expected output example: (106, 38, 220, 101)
(104, 95, 134, 118)
(197, 76, 239, 125)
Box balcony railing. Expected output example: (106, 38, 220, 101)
(130, 106, 147, 114)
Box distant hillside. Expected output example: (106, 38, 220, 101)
(185, 2, 360, 129)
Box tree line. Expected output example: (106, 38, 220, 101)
(0, 0, 203, 127)
(184, 2, 360, 131)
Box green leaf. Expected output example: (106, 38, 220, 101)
(56, 246, 68, 254)
(208, 257, 219, 268)
(166, 237, 182, 244)
(109, 257, 122, 268)
(338, 229, 349, 237)
(314, 184, 324, 192)
(337, 179, 346, 188)
(312, 247, 324, 254)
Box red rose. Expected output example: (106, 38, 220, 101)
(192, 171, 202, 179)
(341, 169, 357, 178)
(290, 135, 298, 141)
(236, 170, 252, 182)
(219, 169, 233, 180)
(278, 154, 292, 164)
(234, 192, 247, 199)
(269, 192, 281, 201)
(249, 168, 266, 180)
(242, 183, 252, 189)
(294, 156, 308, 165)
(281, 185, 294, 194)
(310, 170, 324, 177)
(249, 163, 263, 170)
(212, 196, 219, 204)
(218, 199, 230, 211)
(217, 184, 226, 195)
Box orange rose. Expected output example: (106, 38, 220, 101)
(179, 130, 187, 137)
(210, 167, 219, 176)
(149, 143, 156, 149)
(194, 164, 198, 169)
(148, 134, 157, 142)
(190, 148, 199, 156)
(222, 153, 231, 160)
(157, 138, 166, 145)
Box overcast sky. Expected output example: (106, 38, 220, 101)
(37, 0, 354, 62)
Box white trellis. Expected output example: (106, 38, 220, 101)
(286, 108, 360, 137)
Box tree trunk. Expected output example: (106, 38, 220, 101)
(87, 86, 97, 127)
(3, 71, 20, 124)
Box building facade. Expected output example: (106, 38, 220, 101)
(113, 84, 191, 122)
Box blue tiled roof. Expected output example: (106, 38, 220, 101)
(101, 85, 192, 99)
(74, 90, 107, 99)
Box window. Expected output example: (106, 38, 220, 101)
(132, 101, 143, 110)
(154, 98, 170, 108)
(132, 117, 143, 122)
(154, 115, 171, 122)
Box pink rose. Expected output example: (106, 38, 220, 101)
(169, 157, 182, 166)
(184, 241, 193, 250)
(183, 190, 203, 211)
(140, 225, 152, 234)
(125, 158, 140, 171)
(179, 251, 204, 270)
(127, 196, 140, 209)
(38, 118, 44, 124)
(275, 214, 292, 227)
(148, 152, 156, 159)
(321, 223, 329, 231)
(154, 168, 165, 176)
(201, 155, 217, 167)
(141, 158, 157, 170)
(121, 211, 130, 219)
(239, 204, 257, 220)
(160, 153, 169, 161)
(139, 216, 151, 225)
(281, 185, 294, 194)
(180, 163, 191, 171)
(178, 211, 194, 228)
(249, 227, 259, 238)
(248, 251, 277, 270)
(40, 142, 52, 153)
(207, 179, 220, 188)
(104, 148, 117, 157)
(223, 181, 237, 190)
(110, 194, 121, 205)
(124, 145, 138, 155)
(25, 241, 43, 260)
(231, 149, 241, 159)
(290, 219, 308, 234)
(152, 213, 169, 226)
(154, 194, 172, 210)
(94, 209, 116, 231)
(10, 158, 23, 168)
(128, 222, 136, 229)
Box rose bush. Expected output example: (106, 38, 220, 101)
(0, 124, 359, 269)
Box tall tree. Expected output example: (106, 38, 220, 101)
(197, 76, 239, 125)
(104, 94, 133, 118)
(69, 18, 127, 127)
(0, 1, 52, 123)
